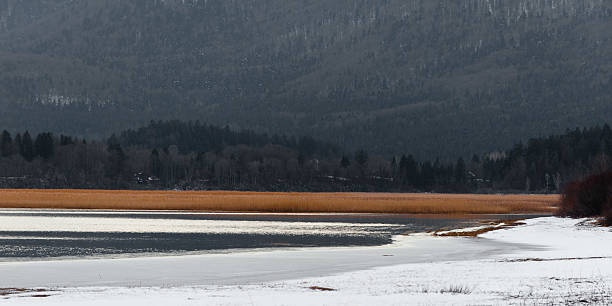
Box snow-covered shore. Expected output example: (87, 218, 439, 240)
(3, 217, 611, 305)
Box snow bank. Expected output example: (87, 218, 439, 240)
(4, 217, 612, 305)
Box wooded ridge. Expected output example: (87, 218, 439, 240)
(1, 0, 611, 157)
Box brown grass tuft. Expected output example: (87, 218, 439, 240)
(308, 286, 337, 291)
(0, 190, 559, 214)
(0, 288, 52, 297)
(504, 256, 607, 262)
(433, 219, 526, 237)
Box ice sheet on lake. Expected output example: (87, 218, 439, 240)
(4, 217, 611, 305)
(0, 215, 394, 235)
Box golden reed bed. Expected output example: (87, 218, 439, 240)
(0, 190, 558, 214)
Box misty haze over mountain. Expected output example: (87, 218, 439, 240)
(0, 0, 611, 158)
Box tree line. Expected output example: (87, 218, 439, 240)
(0, 121, 611, 192)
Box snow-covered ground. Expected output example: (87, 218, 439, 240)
(2, 217, 611, 305)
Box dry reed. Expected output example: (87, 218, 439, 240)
(0, 189, 558, 214)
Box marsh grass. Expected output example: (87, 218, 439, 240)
(0, 190, 558, 214)
(434, 219, 527, 237)
(0, 288, 53, 297)
(439, 285, 472, 295)
(307, 286, 337, 291)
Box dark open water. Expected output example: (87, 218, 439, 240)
(0, 209, 547, 259)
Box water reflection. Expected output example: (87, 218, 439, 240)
(0, 209, 546, 259)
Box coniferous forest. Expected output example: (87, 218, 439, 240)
(1, 120, 610, 192)
(1, 1, 612, 159)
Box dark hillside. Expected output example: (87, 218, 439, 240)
(1, 0, 611, 157)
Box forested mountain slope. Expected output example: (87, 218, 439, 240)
(1, 0, 611, 157)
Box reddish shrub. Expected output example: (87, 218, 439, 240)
(558, 171, 612, 221)
(604, 211, 612, 226)
(604, 198, 612, 226)
(558, 182, 580, 216)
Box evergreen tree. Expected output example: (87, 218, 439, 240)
(420, 161, 434, 189)
(454, 158, 466, 184)
(35, 132, 54, 160)
(106, 134, 126, 178)
(20, 131, 34, 162)
(1, 130, 12, 157)
(398, 155, 409, 186)
(60, 135, 75, 146)
(404, 155, 419, 187)
(355, 150, 368, 167)
(14, 134, 22, 157)
(471, 154, 480, 163)
(390, 156, 398, 178)
(340, 155, 350, 168)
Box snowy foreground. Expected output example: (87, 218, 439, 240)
(2, 217, 612, 305)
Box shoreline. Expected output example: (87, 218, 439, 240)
(3, 217, 610, 305)
(0, 210, 549, 265)
(0, 227, 532, 289)
(0, 207, 552, 219)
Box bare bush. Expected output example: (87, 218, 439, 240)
(558, 171, 612, 225)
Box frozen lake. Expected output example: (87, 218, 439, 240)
(0, 209, 545, 260)
(2, 217, 609, 305)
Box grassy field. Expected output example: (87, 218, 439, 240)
(0, 190, 558, 214)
